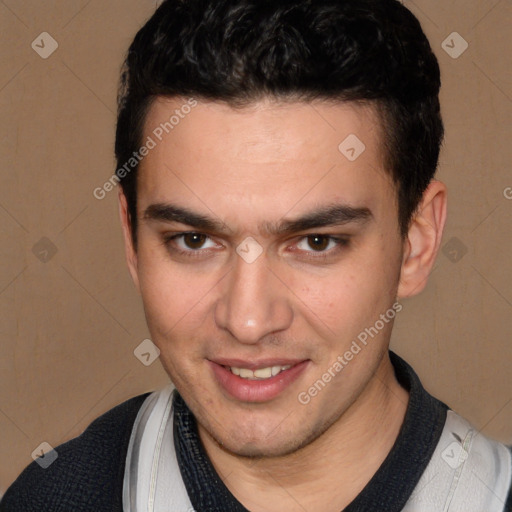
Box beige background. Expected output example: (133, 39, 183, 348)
(0, 0, 511, 494)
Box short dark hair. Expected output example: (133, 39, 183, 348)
(115, 0, 444, 246)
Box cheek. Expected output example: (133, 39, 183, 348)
(137, 263, 213, 384)
(136, 247, 213, 340)
(290, 245, 400, 339)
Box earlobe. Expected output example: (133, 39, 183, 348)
(397, 180, 447, 298)
(118, 189, 141, 293)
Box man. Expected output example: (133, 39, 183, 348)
(2, 0, 511, 510)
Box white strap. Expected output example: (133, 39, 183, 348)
(123, 385, 195, 512)
(403, 410, 512, 511)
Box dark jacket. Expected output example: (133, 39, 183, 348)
(0, 394, 149, 511)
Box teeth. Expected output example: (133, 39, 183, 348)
(229, 365, 292, 380)
(239, 368, 254, 379)
(254, 367, 272, 379)
(271, 365, 282, 376)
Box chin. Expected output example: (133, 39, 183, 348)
(218, 434, 306, 459)
(208, 417, 323, 459)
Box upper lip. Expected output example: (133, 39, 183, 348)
(209, 358, 307, 370)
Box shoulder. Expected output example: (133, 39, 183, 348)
(506, 445, 512, 512)
(0, 392, 150, 512)
(414, 408, 512, 511)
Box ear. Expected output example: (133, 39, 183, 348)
(118, 189, 141, 293)
(397, 180, 447, 298)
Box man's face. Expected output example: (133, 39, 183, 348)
(125, 97, 406, 457)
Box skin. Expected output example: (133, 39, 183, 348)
(119, 96, 447, 511)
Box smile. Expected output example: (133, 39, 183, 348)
(209, 359, 310, 402)
(226, 365, 292, 380)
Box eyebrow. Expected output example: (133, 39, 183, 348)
(142, 202, 373, 236)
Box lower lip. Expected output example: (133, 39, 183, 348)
(209, 361, 309, 403)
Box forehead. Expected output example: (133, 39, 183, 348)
(141, 96, 384, 160)
(137, 96, 394, 226)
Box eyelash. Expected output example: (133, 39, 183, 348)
(162, 232, 350, 261)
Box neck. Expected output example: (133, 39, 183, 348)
(199, 354, 409, 512)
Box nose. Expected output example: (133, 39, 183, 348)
(214, 251, 293, 345)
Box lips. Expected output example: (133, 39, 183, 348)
(208, 358, 309, 402)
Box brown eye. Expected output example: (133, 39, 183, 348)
(182, 233, 208, 249)
(306, 235, 330, 251)
(295, 235, 348, 257)
(163, 232, 220, 259)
